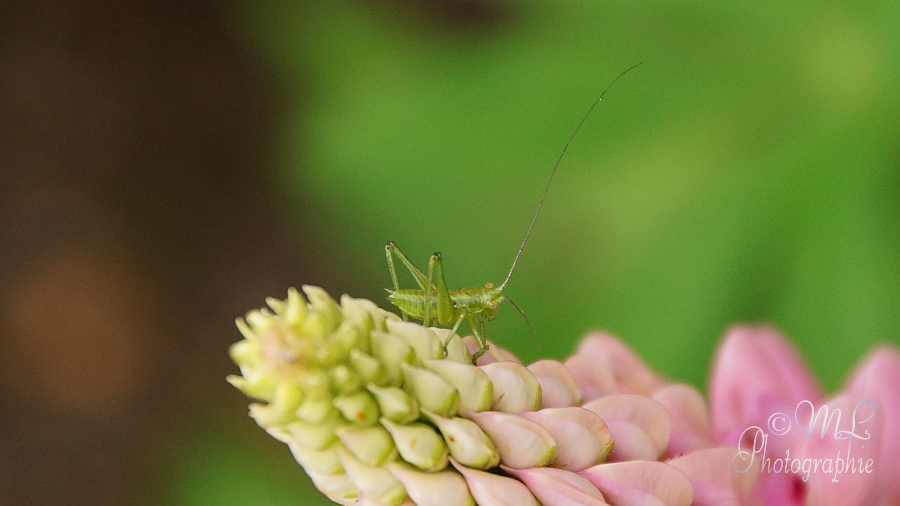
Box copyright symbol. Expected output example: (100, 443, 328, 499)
(767, 412, 791, 436)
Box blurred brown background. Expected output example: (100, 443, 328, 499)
(0, 1, 310, 503)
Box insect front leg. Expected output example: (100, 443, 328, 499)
(444, 312, 467, 353)
(467, 313, 489, 360)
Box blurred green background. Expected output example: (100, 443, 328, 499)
(1, 0, 898, 505)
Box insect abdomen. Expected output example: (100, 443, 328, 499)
(387, 287, 495, 321)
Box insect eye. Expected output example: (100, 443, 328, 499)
(485, 282, 494, 289)
(488, 301, 498, 309)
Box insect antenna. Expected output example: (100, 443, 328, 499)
(499, 63, 641, 291)
(503, 295, 541, 352)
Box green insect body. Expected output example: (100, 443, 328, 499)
(386, 244, 506, 360)
(385, 65, 640, 361)
(388, 285, 502, 326)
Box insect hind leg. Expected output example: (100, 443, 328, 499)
(427, 252, 454, 326)
(386, 241, 437, 323)
(385, 242, 435, 291)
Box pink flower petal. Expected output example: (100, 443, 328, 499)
(520, 407, 613, 471)
(843, 346, 900, 502)
(503, 466, 609, 506)
(709, 326, 823, 445)
(667, 447, 760, 506)
(564, 354, 618, 402)
(450, 458, 538, 506)
(583, 394, 671, 461)
(479, 361, 542, 413)
(795, 394, 883, 506)
(652, 384, 713, 458)
(529, 359, 583, 408)
(538, 375, 581, 408)
(575, 332, 667, 396)
(579, 460, 694, 506)
(464, 410, 558, 469)
(464, 337, 522, 365)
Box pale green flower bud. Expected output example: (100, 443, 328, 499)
(306, 469, 358, 505)
(340, 293, 393, 337)
(386, 462, 475, 506)
(337, 294, 376, 339)
(295, 395, 336, 425)
(288, 441, 344, 475)
(331, 364, 362, 395)
(421, 409, 499, 470)
(244, 308, 274, 336)
(401, 363, 459, 416)
(359, 495, 417, 506)
(245, 382, 304, 426)
(350, 348, 389, 386)
(337, 424, 398, 466)
(333, 391, 380, 426)
(367, 384, 419, 424)
(329, 322, 363, 362)
(338, 448, 408, 505)
(423, 359, 493, 412)
(281, 287, 308, 327)
(380, 417, 449, 471)
(282, 415, 345, 451)
(264, 296, 287, 317)
(273, 382, 305, 414)
(229, 331, 259, 363)
(225, 373, 277, 400)
(479, 361, 542, 412)
(298, 368, 332, 397)
(431, 328, 472, 363)
(302, 285, 342, 334)
(299, 310, 331, 340)
(386, 319, 444, 362)
(370, 331, 414, 385)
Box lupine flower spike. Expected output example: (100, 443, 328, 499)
(229, 287, 763, 505)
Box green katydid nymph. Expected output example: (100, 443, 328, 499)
(386, 64, 640, 360)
